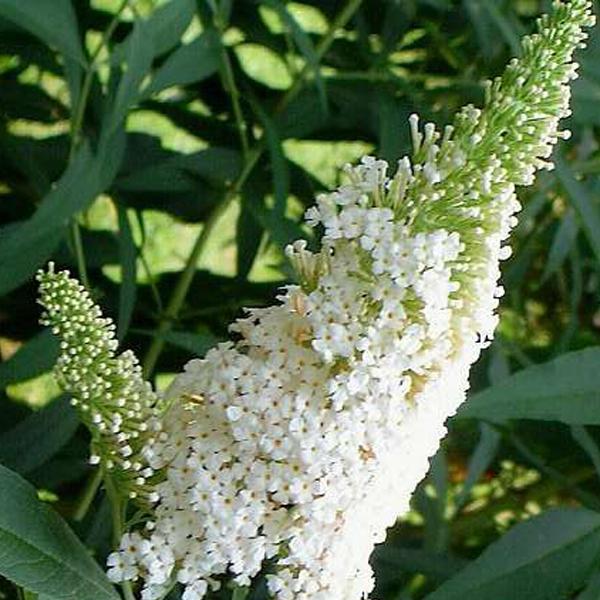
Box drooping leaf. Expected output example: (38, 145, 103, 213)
(425, 508, 600, 600)
(0, 464, 119, 600)
(0, 396, 79, 475)
(0, 330, 59, 389)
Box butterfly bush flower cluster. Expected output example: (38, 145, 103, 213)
(37, 2, 594, 599)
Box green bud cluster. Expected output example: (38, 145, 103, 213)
(37, 264, 160, 504)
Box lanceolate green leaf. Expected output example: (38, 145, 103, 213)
(0, 144, 105, 295)
(0, 464, 120, 600)
(425, 508, 600, 600)
(0, 396, 79, 475)
(144, 29, 221, 97)
(116, 205, 137, 342)
(259, 0, 327, 111)
(0, 0, 85, 64)
(102, 20, 155, 141)
(457, 348, 600, 424)
(555, 156, 600, 266)
(0, 330, 59, 388)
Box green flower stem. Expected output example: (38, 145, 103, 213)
(72, 467, 103, 522)
(141, 0, 364, 378)
(105, 473, 136, 600)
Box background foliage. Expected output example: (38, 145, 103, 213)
(1, 0, 600, 598)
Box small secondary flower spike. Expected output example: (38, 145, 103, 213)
(38, 1, 595, 599)
(38, 265, 160, 504)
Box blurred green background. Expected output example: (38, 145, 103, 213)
(2, 0, 600, 598)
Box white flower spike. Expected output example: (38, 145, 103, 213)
(38, 1, 595, 599)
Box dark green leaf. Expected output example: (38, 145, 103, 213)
(116, 206, 137, 341)
(373, 545, 468, 584)
(454, 423, 500, 510)
(542, 209, 579, 281)
(249, 97, 289, 214)
(0, 396, 79, 475)
(144, 29, 221, 97)
(141, 0, 196, 58)
(577, 570, 600, 600)
(571, 425, 600, 481)
(425, 508, 600, 600)
(457, 348, 600, 425)
(555, 156, 600, 267)
(259, 0, 327, 112)
(249, 201, 306, 251)
(102, 20, 155, 141)
(135, 329, 221, 358)
(0, 330, 59, 389)
(0, 464, 119, 599)
(0, 144, 106, 295)
(0, 0, 85, 64)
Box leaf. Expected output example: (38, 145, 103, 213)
(249, 97, 290, 215)
(141, 0, 196, 58)
(0, 396, 79, 475)
(134, 329, 221, 358)
(542, 209, 579, 281)
(144, 29, 221, 97)
(0, 464, 119, 600)
(0, 0, 85, 64)
(0, 330, 59, 389)
(457, 348, 600, 425)
(373, 545, 468, 584)
(571, 425, 600, 481)
(116, 147, 242, 192)
(249, 201, 306, 251)
(0, 144, 105, 295)
(454, 423, 500, 510)
(116, 206, 137, 341)
(102, 20, 155, 141)
(259, 0, 327, 111)
(555, 156, 600, 267)
(425, 508, 600, 600)
(577, 570, 600, 599)
(236, 177, 267, 280)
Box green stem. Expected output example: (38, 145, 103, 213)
(220, 46, 249, 157)
(105, 473, 136, 600)
(73, 467, 103, 522)
(68, 0, 131, 288)
(141, 0, 363, 377)
(70, 219, 90, 290)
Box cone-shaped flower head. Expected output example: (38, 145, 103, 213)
(37, 265, 160, 504)
(39, 1, 595, 598)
